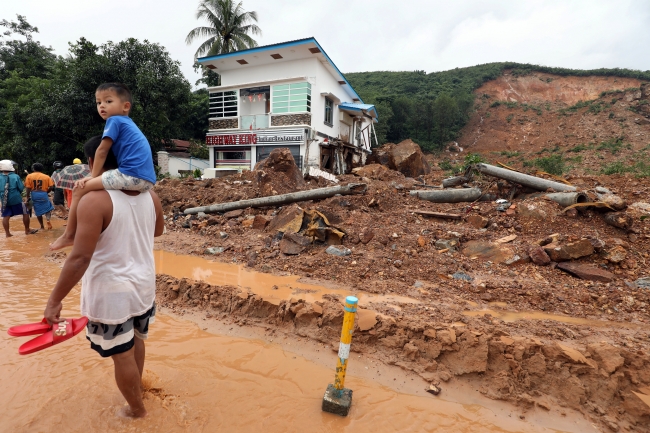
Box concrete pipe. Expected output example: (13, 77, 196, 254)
(475, 163, 576, 192)
(410, 188, 492, 203)
(545, 192, 589, 208)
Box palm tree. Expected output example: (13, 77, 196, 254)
(186, 0, 262, 59)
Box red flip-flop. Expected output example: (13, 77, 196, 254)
(18, 317, 88, 355)
(7, 318, 52, 337)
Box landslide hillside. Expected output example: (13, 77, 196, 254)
(454, 71, 650, 180)
(346, 63, 650, 158)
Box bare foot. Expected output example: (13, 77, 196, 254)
(50, 233, 73, 250)
(117, 405, 147, 418)
(5, 233, 13, 238)
(46, 221, 53, 230)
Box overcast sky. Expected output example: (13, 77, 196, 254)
(2, 0, 649, 88)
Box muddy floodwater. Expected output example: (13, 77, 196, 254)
(1, 219, 594, 432)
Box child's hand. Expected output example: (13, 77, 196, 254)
(74, 176, 92, 189)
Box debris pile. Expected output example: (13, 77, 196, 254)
(153, 139, 650, 431)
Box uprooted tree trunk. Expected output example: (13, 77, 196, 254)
(184, 183, 367, 215)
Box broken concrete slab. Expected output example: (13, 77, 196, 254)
(279, 233, 311, 255)
(556, 262, 615, 282)
(543, 239, 594, 261)
(268, 205, 304, 234)
(461, 241, 515, 263)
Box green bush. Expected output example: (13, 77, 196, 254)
(532, 154, 566, 175)
(597, 137, 629, 154)
(601, 161, 630, 175)
(506, 114, 514, 123)
(568, 144, 588, 152)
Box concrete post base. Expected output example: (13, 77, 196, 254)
(322, 383, 353, 416)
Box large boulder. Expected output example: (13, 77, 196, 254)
(254, 148, 305, 194)
(389, 139, 431, 177)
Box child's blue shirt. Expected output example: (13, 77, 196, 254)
(102, 116, 157, 184)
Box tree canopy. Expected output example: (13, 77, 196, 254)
(0, 16, 208, 173)
(186, 0, 261, 58)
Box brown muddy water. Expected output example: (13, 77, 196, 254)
(1, 218, 595, 432)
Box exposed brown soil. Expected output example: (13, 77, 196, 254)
(152, 72, 650, 432)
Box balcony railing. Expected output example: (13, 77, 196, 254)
(240, 114, 269, 130)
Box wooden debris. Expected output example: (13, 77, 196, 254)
(412, 210, 463, 220)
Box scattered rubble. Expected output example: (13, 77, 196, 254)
(153, 130, 650, 431)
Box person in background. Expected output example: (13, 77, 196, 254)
(52, 161, 67, 217)
(64, 158, 82, 211)
(25, 163, 55, 230)
(0, 159, 37, 237)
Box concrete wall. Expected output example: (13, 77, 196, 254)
(157, 151, 209, 177)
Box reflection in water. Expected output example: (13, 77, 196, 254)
(0, 219, 577, 432)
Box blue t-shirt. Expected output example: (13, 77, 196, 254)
(102, 116, 157, 184)
(0, 172, 24, 207)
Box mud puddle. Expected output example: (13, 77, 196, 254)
(0, 219, 597, 432)
(154, 250, 420, 308)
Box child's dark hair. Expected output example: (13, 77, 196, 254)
(84, 135, 118, 170)
(96, 82, 132, 105)
(31, 163, 44, 172)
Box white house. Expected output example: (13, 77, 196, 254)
(197, 37, 378, 176)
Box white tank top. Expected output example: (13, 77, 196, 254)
(81, 190, 156, 324)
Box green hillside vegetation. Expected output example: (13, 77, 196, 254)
(346, 63, 650, 152)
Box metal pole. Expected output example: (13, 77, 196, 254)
(334, 296, 358, 391)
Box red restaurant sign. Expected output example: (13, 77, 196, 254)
(206, 134, 257, 146)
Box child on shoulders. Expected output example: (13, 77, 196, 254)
(50, 83, 156, 250)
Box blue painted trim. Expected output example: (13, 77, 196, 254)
(344, 306, 357, 313)
(197, 37, 364, 104)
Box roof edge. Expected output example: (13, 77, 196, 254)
(197, 37, 364, 104)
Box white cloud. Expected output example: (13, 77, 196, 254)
(1, 0, 648, 89)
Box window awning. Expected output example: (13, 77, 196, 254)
(338, 103, 378, 121)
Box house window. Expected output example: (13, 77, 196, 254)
(272, 82, 311, 113)
(209, 90, 238, 118)
(214, 147, 251, 166)
(324, 98, 333, 126)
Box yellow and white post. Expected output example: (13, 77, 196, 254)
(322, 295, 358, 416)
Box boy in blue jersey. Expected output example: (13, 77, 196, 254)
(50, 83, 157, 250)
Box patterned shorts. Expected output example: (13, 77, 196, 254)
(101, 169, 154, 192)
(86, 303, 156, 358)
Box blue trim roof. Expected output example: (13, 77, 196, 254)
(339, 102, 378, 121)
(197, 37, 364, 104)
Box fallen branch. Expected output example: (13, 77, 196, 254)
(412, 210, 463, 220)
(184, 183, 367, 215)
(475, 163, 576, 192)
